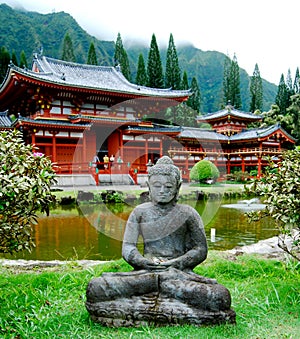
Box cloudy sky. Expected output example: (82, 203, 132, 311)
(1, 0, 299, 85)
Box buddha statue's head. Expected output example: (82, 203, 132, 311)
(147, 156, 182, 205)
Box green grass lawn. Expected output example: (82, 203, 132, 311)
(0, 252, 299, 339)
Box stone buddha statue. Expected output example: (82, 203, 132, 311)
(86, 156, 236, 327)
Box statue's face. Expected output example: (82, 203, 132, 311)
(148, 174, 178, 205)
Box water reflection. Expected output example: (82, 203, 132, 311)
(1, 198, 278, 261)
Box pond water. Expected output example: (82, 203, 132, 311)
(1, 197, 278, 261)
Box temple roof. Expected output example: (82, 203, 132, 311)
(197, 105, 262, 122)
(0, 111, 12, 128)
(178, 126, 228, 141)
(7, 54, 190, 99)
(229, 124, 296, 142)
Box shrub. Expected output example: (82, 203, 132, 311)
(246, 149, 300, 261)
(189, 160, 220, 183)
(0, 129, 57, 253)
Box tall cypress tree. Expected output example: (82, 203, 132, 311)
(136, 53, 147, 86)
(187, 77, 201, 112)
(61, 33, 76, 62)
(293, 67, 300, 94)
(114, 33, 131, 81)
(165, 33, 181, 89)
(87, 42, 98, 65)
(147, 34, 164, 88)
(249, 63, 263, 112)
(11, 50, 18, 66)
(275, 74, 289, 114)
(222, 54, 231, 106)
(229, 54, 241, 109)
(181, 71, 189, 90)
(19, 50, 28, 69)
(0, 46, 10, 83)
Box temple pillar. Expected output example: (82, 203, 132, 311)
(52, 132, 57, 163)
(241, 156, 245, 172)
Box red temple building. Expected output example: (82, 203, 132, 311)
(0, 54, 296, 185)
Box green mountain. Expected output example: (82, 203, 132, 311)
(0, 3, 277, 113)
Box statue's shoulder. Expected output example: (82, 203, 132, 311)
(131, 202, 153, 214)
(176, 203, 201, 218)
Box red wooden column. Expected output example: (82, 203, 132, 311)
(257, 156, 262, 178)
(52, 131, 57, 163)
(241, 156, 245, 172)
(227, 155, 231, 175)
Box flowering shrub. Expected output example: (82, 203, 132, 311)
(0, 129, 57, 253)
(246, 149, 300, 261)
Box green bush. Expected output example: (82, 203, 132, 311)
(189, 160, 220, 183)
(0, 129, 57, 253)
(246, 149, 300, 261)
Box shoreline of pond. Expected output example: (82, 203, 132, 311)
(0, 234, 291, 272)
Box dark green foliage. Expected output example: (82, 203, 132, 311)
(19, 50, 27, 68)
(0, 3, 278, 113)
(61, 33, 76, 62)
(293, 67, 300, 94)
(229, 54, 242, 108)
(261, 104, 293, 136)
(181, 70, 189, 90)
(249, 63, 263, 112)
(147, 34, 164, 88)
(187, 76, 201, 112)
(0, 46, 10, 83)
(135, 53, 147, 85)
(287, 93, 300, 140)
(11, 50, 18, 66)
(223, 54, 231, 106)
(0, 130, 57, 254)
(114, 33, 131, 81)
(246, 149, 300, 261)
(165, 33, 181, 89)
(87, 42, 98, 65)
(190, 160, 220, 183)
(164, 103, 198, 127)
(275, 74, 289, 114)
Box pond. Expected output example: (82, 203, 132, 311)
(1, 196, 278, 261)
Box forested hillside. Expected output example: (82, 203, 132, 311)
(0, 3, 277, 113)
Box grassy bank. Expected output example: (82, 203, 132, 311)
(0, 252, 299, 339)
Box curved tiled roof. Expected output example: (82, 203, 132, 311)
(230, 124, 296, 141)
(0, 111, 12, 127)
(179, 126, 228, 141)
(8, 54, 190, 99)
(198, 105, 262, 122)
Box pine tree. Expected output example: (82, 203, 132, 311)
(222, 54, 231, 106)
(165, 33, 181, 89)
(87, 42, 98, 65)
(222, 54, 242, 108)
(229, 54, 241, 108)
(181, 71, 189, 90)
(0, 46, 10, 83)
(61, 33, 76, 62)
(187, 77, 201, 112)
(249, 63, 263, 112)
(113, 33, 131, 81)
(19, 50, 28, 69)
(11, 50, 18, 66)
(135, 53, 147, 86)
(275, 74, 289, 114)
(293, 67, 300, 94)
(147, 34, 164, 88)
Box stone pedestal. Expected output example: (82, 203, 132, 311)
(86, 293, 236, 327)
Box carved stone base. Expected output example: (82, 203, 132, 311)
(86, 294, 236, 327)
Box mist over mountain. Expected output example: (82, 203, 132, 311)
(0, 3, 277, 113)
